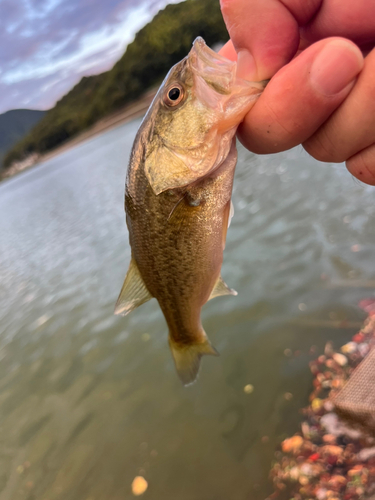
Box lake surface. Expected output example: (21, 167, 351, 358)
(0, 118, 374, 500)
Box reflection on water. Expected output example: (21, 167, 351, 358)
(0, 118, 374, 499)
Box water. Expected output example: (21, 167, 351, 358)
(0, 118, 374, 500)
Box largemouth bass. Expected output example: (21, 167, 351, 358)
(115, 37, 264, 385)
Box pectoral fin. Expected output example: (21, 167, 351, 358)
(114, 257, 152, 316)
(228, 200, 234, 228)
(208, 275, 237, 301)
(222, 199, 235, 248)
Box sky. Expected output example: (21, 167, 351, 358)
(0, 0, 184, 114)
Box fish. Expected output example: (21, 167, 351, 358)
(115, 37, 265, 385)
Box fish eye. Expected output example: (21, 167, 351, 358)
(164, 84, 184, 107)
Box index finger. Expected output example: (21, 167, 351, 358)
(220, 0, 323, 80)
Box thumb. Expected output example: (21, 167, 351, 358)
(237, 38, 364, 154)
(220, 0, 321, 80)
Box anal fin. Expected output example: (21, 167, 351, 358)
(114, 257, 152, 316)
(208, 275, 237, 301)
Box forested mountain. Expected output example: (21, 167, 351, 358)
(0, 109, 45, 165)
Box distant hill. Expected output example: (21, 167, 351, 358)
(0, 109, 45, 166)
(4, 0, 228, 170)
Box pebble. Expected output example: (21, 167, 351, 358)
(301, 422, 311, 438)
(352, 332, 365, 343)
(357, 446, 375, 461)
(332, 353, 348, 366)
(316, 487, 328, 500)
(325, 342, 334, 356)
(243, 384, 254, 394)
(323, 434, 337, 445)
(358, 343, 369, 357)
(312, 398, 324, 412)
(321, 445, 343, 457)
(324, 401, 334, 412)
(341, 342, 357, 354)
(131, 476, 148, 496)
(281, 435, 303, 453)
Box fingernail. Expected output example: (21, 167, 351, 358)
(237, 49, 257, 80)
(311, 40, 363, 95)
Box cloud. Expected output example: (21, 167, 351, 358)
(0, 0, 184, 113)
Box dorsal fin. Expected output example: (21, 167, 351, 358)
(208, 275, 237, 301)
(114, 257, 152, 316)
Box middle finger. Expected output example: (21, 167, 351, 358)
(303, 48, 375, 163)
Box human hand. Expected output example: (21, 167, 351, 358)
(219, 0, 375, 185)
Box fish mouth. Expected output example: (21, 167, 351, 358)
(189, 37, 237, 94)
(189, 37, 266, 98)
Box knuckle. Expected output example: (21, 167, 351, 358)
(347, 149, 375, 186)
(220, 0, 235, 17)
(261, 100, 298, 151)
(303, 124, 347, 163)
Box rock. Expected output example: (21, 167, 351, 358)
(300, 463, 314, 476)
(325, 342, 334, 356)
(281, 435, 304, 454)
(352, 332, 365, 343)
(332, 353, 347, 366)
(331, 378, 344, 389)
(320, 413, 362, 439)
(289, 466, 300, 480)
(321, 445, 343, 457)
(357, 446, 375, 461)
(316, 487, 328, 500)
(348, 465, 364, 476)
(131, 476, 148, 496)
(312, 398, 324, 412)
(243, 384, 254, 394)
(299, 475, 309, 485)
(326, 359, 336, 369)
(358, 343, 370, 357)
(324, 400, 334, 412)
(323, 434, 336, 445)
(328, 474, 347, 488)
(301, 422, 310, 438)
(341, 342, 357, 354)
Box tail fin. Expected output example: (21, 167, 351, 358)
(168, 334, 219, 386)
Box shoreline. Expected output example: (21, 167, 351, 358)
(0, 88, 157, 182)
